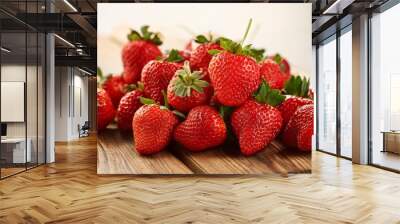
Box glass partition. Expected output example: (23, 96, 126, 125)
(339, 27, 352, 158)
(370, 3, 400, 171)
(0, 30, 28, 178)
(317, 36, 337, 154)
(0, 1, 46, 179)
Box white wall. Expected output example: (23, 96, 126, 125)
(55, 67, 89, 141)
(98, 3, 312, 77)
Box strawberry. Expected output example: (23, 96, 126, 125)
(282, 104, 314, 151)
(116, 83, 144, 131)
(122, 26, 163, 84)
(231, 81, 285, 156)
(167, 61, 211, 112)
(101, 75, 127, 108)
(174, 105, 226, 152)
(132, 97, 180, 155)
(208, 19, 265, 106)
(190, 34, 222, 74)
(278, 75, 313, 127)
(141, 49, 184, 103)
(97, 88, 115, 131)
(259, 58, 291, 90)
(269, 54, 291, 75)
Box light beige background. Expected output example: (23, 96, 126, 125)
(98, 3, 312, 77)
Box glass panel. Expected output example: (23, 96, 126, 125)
(38, 32, 45, 165)
(1, 30, 28, 177)
(371, 4, 400, 171)
(317, 37, 337, 154)
(27, 30, 38, 169)
(339, 28, 352, 158)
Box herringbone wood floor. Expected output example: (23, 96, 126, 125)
(1, 135, 400, 224)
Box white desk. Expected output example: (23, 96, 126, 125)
(1, 138, 31, 163)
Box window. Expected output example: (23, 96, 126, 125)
(370, 3, 400, 171)
(339, 27, 352, 158)
(317, 36, 337, 154)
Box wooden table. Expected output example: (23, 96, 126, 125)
(97, 129, 311, 175)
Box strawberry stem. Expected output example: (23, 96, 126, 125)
(172, 110, 186, 119)
(240, 18, 252, 46)
(162, 90, 169, 109)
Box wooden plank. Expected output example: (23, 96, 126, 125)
(171, 141, 310, 175)
(97, 129, 193, 175)
(97, 129, 311, 175)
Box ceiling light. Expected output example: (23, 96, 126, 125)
(54, 34, 75, 48)
(323, 0, 355, 15)
(1, 47, 11, 53)
(63, 0, 78, 12)
(78, 68, 93, 76)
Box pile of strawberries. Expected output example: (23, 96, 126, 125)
(98, 20, 314, 156)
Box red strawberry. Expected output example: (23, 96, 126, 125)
(278, 75, 313, 127)
(282, 104, 314, 151)
(190, 43, 221, 71)
(174, 105, 226, 152)
(259, 59, 291, 89)
(97, 89, 116, 131)
(231, 81, 285, 156)
(167, 61, 212, 112)
(116, 83, 144, 131)
(268, 54, 291, 75)
(208, 20, 264, 106)
(209, 51, 260, 106)
(102, 75, 127, 107)
(122, 26, 163, 84)
(179, 50, 191, 61)
(132, 99, 179, 155)
(141, 50, 183, 103)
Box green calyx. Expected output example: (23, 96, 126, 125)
(164, 49, 184, 63)
(172, 61, 209, 97)
(284, 75, 310, 98)
(194, 33, 214, 44)
(139, 91, 186, 119)
(127, 25, 162, 46)
(273, 54, 282, 64)
(124, 81, 144, 93)
(254, 80, 286, 107)
(207, 19, 265, 62)
(97, 67, 105, 87)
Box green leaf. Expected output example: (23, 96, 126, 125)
(265, 89, 286, 106)
(284, 75, 310, 97)
(193, 79, 209, 88)
(140, 97, 156, 105)
(151, 33, 163, 45)
(195, 35, 209, 44)
(127, 30, 142, 41)
(255, 80, 285, 106)
(273, 54, 282, 64)
(140, 25, 150, 39)
(165, 49, 184, 62)
(254, 80, 269, 103)
(208, 49, 222, 55)
(191, 85, 203, 93)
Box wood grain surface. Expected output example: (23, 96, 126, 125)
(97, 129, 311, 175)
(1, 135, 400, 223)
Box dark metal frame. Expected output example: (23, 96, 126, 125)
(0, 0, 47, 180)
